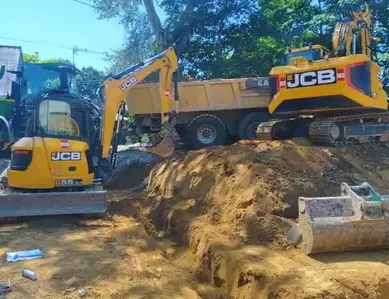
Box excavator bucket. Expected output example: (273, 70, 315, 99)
(146, 123, 179, 158)
(287, 182, 389, 254)
(0, 184, 106, 218)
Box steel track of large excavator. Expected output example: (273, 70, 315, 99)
(257, 111, 389, 146)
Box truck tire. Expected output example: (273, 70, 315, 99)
(237, 112, 270, 140)
(187, 114, 227, 149)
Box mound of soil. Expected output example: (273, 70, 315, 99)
(147, 140, 389, 242)
(103, 149, 160, 190)
(141, 140, 389, 298)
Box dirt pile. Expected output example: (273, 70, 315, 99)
(141, 140, 389, 298)
(103, 149, 160, 190)
(147, 140, 389, 242)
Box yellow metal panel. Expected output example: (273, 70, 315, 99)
(8, 137, 53, 189)
(180, 85, 209, 109)
(7, 137, 94, 189)
(210, 83, 235, 107)
(43, 138, 93, 183)
(240, 93, 270, 108)
(269, 54, 388, 114)
(127, 88, 155, 116)
(128, 77, 271, 114)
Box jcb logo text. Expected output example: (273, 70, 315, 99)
(51, 152, 81, 161)
(120, 77, 137, 90)
(286, 69, 336, 89)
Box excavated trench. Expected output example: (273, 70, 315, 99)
(116, 140, 389, 299)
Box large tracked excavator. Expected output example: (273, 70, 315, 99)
(258, 7, 389, 254)
(0, 47, 178, 217)
(257, 6, 389, 146)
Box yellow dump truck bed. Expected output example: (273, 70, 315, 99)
(127, 77, 270, 116)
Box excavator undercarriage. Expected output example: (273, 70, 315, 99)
(258, 111, 389, 146)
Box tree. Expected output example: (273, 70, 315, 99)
(91, 0, 257, 76)
(23, 52, 106, 100)
(90, 0, 389, 81)
(23, 52, 40, 63)
(77, 66, 106, 104)
(23, 52, 72, 64)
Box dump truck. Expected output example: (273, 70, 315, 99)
(126, 77, 270, 149)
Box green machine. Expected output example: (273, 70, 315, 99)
(0, 45, 100, 157)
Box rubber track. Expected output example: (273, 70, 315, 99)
(309, 111, 389, 146)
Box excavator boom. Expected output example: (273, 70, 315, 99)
(101, 47, 179, 160)
(332, 6, 372, 57)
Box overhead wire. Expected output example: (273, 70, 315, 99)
(0, 36, 106, 55)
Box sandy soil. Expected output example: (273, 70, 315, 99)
(0, 194, 223, 299)
(143, 140, 389, 298)
(3, 140, 389, 298)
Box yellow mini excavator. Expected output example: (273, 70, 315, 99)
(257, 6, 389, 146)
(0, 47, 178, 217)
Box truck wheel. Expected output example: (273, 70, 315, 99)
(187, 114, 227, 149)
(237, 112, 270, 140)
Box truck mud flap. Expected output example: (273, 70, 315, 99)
(0, 186, 106, 218)
(288, 182, 389, 254)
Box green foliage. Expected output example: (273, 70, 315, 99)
(23, 52, 72, 64)
(24, 52, 105, 101)
(23, 52, 40, 63)
(76, 66, 105, 100)
(44, 78, 61, 89)
(91, 0, 389, 84)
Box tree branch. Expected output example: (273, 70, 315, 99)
(170, 1, 196, 55)
(72, 0, 96, 9)
(143, 0, 166, 50)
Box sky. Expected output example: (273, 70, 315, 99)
(1, 0, 126, 71)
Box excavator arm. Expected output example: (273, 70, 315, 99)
(332, 6, 372, 57)
(100, 47, 178, 160)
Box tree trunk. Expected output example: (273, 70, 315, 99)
(143, 0, 167, 50)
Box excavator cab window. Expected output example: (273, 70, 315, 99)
(24, 63, 79, 104)
(284, 49, 322, 65)
(36, 99, 87, 139)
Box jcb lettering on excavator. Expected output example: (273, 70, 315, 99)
(51, 152, 82, 161)
(286, 68, 336, 89)
(120, 77, 137, 91)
